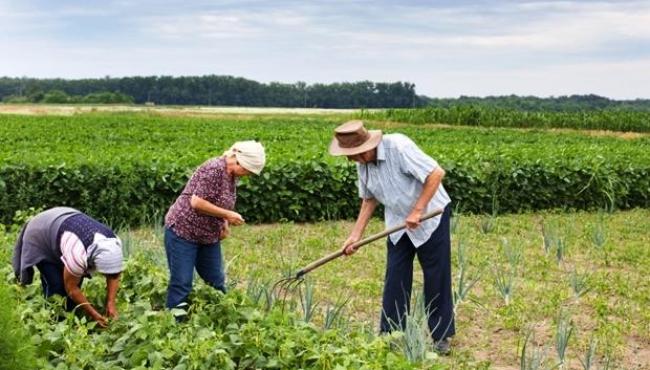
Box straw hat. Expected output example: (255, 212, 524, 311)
(328, 120, 382, 156)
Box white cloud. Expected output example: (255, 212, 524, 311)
(1, 0, 649, 98)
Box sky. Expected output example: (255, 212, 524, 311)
(1, 0, 649, 99)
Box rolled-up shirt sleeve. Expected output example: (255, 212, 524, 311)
(60, 231, 87, 277)
(398, 137, 438, 183)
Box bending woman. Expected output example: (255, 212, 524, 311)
(13, 207, 124, 327)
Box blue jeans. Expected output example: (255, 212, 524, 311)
(164, 227, 226, 309)
(379, 205, 455, 341)
(36, 261, 83, 311)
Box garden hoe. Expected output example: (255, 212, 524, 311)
(272, 208, 445, 304)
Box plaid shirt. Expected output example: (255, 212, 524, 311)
(165, 157, 236, 244)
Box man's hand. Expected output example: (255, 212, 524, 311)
(225, 211, 245, 226)
(406, 209, 423, 230)
(341, 234, 361, 256)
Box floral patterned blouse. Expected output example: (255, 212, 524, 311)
(165, 157, 236, 244)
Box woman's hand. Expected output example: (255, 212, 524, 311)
(93, 312, 109, 328)
(106, 302, 119, 320)
(225, 211, 245, 226)
(220, 222, 231, 240)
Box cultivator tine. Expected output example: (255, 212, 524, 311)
(271, 275, 305, 310)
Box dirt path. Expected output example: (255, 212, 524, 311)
(0, 104, 359, 116)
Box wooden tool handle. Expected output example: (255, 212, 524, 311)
(295, 208, 445, 278)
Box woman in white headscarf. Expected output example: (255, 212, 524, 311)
(13, 207, 124, 328)
(164, 141, 265, 313)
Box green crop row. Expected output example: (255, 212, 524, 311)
(1, 113, 649, 226)
(1, 158, 647, 227)
(357, 106, 650, 132)
(2, 113, 649, 167)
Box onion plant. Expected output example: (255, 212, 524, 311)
(387, 293, 436, 364)
(502, 238, 523, 272)
(479, 191, 499, 234)
(520, 330, 549, 370)
(590, 213, 610, 266)
(494, 263, 515, 306)
(453, 239, 481, 308)
(555, 236, 568, 264)
(578, 337, 598, 370)
(323, 297, 350, 330)
(245, 276, 274, 311)
(541, 220, 555, 255)
(450, 209, 461, 235)
(479, 215, 495, 234)
(555, 310, 574, 369)
(300, 280, 318, 323)
(569, 269, 592, 299)
(117, 230, 137, 259)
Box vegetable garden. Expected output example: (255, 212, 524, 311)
(1, 108, 649, 369)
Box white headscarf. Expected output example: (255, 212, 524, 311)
(223, 141, 266, 175)
(87, 233, 123, 275)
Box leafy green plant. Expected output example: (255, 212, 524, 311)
(358, 106, 650, 132)
(2, 113, 649, 227)
(0, 282, 38, 370)
(6, 251, 420, 369)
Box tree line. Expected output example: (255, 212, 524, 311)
(420, 94, 650, 112)
(1, 75, 648, 110)
(0, 76, 419, 108)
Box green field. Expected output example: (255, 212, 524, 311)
(1, 112, 649, 226)
(1, 108, 649, 369)
(357, 106, 650, 132)
(2, 112, 649, 166)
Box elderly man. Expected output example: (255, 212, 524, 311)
(13, 207, 124, 328)
(330, 120, 454, 354)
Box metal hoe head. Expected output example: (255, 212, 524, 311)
(271, 273, 305, 308)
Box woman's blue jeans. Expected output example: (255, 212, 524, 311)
(164, 227, 225, 309)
